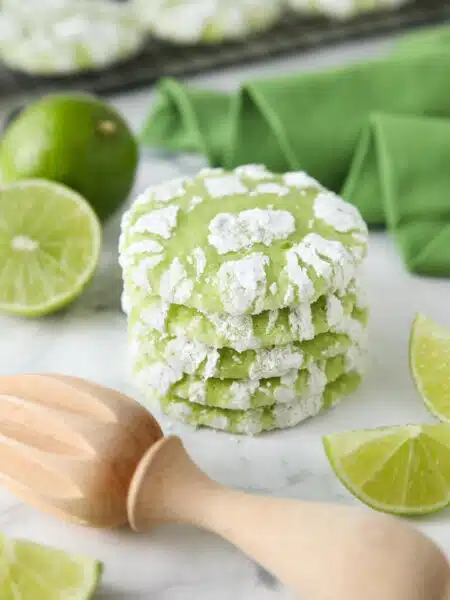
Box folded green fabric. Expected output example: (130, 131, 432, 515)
(141, 27, 450, 276)
(345, 113, 450, 275)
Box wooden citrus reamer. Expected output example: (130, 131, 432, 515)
(0, 373, 449, 600)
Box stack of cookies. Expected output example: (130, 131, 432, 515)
(119, 164, 369, 435)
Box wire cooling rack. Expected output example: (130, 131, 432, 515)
(1, 0, 449, 103)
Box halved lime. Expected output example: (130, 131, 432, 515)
(410, 314, 450, 422)
(324, 424, 450, 515)
(0, 531, 102, 599)
(0, 179, 101, 317)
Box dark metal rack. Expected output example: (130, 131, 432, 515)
(0, 0, 449, 102)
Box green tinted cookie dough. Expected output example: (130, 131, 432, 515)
(153, 371, 362, 434)
(124, 276, 358, 351)
(130, 315, 365, 381)
(119, 165, 368, 316)
(133, 0, 283, 44)
(132, 339, 365, 410)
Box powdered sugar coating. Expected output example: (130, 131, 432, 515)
(235, 164, 273, 180)
(131, 331, 367, 410)
(189, 247, 207, 280)
(130, 255, 163, 292)
(125, 275, 363, 352)
(130, 311, 363, 382)
(139, 369, 362, 434)
(131, 205, 179, 239)
(288, 302, 314, 342)
(218, 253, 269, 314)
(119, 165, 368, 316)
(204, 175, 247, 198)
(159, 258, 193, 304)
(140, 300, 169, 333)
(208, 209, 295, 255)
(313, 191, 368, 234)
(165, 354, 345, 410)
(283, 171, 323, 189)
(251, 183, 290, 196)
(284, 248, 315, 302)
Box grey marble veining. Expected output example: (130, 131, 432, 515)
(1, 32, 450, 599)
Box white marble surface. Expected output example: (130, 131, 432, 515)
(2, 32, 450, 599)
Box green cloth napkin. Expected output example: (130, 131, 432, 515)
(141, 27, 450, 276)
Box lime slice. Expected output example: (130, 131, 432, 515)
(410, 314, 450, 422)
(0, 531, 102, 599)
(324, 424, 450, 515)
(0, 179, 101, 317)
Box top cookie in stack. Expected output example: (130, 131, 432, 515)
(119, 164, 369, 434)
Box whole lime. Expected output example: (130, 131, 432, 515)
(0, 93, 138, 222)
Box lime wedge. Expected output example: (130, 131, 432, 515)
(410, 313, 450, 422)
(324, 424, 450, 515)
(0, 179, 101, 316)
(0, 531, 102, 599)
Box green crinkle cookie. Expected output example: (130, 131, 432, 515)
(0, 0, 145, 75)
(123, 275, 361, 351)
(130, 306, 368, 381)
(287, 0, 410, 20)
(119, 165, 368, 316)
(153, 371, 362, 434)
(133, 0, 283, 44)
(132, 333, 366, 410)
(131, 330, 351, 381)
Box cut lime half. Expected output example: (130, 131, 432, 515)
(0, 531, 102, 599)
(324, 424, 450, 516)
(410, 313, 450, 422)
(0, 179, 101, 316)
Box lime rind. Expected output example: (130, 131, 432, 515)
(324, 424, 450, 516)
(0, 532, 103, 599)
(0, 179, 102, 317)
(410, 313, 450, 423)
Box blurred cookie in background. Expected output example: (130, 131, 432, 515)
(286, 0, 412, 20)
(0, 0, 146, 75)
(133, 0, 284, 44)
